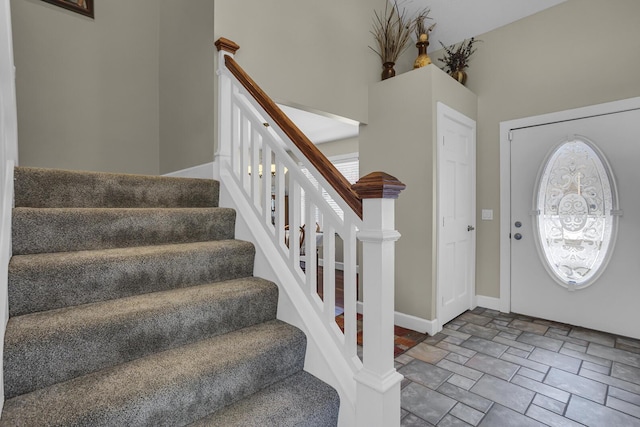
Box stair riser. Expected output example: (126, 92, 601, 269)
(9, 241, 255, 316)
(14, 167, 218, 208)
(12, 208, 236, 255)
(191, 371, 340, 427)
(4, 279, 279, 399)
(1, 321, 307, 427)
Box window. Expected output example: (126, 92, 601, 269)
(534, 138, 618, 289)
(300, 154, 359, 225)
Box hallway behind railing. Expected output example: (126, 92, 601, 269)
(214, 37, 405, 427)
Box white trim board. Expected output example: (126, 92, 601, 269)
(499, 97, 640, 314)
(356, 302, 441, 336)
(163, 162, 214, 179)
(395, 311, 440, 336)
(475, 295, 501, 312)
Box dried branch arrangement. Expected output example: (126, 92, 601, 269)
(414, 9, 435, 39)
(438, 37, 481, 73)
(369, 1, 415, 64)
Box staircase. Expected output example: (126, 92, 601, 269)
(1, 166, 339, 426)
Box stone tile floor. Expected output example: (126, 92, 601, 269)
(396, 307, 640, 426)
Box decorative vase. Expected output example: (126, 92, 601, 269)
(413, 33, 431, 69)
(381, 62, 396, 80)
(450, 68, 467, 85)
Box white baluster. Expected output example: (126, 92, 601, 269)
(262, 145, 273, 228)
(250, 129, 260, 209)
(342, 224, 358, 361)
(323, 224, 336, 322)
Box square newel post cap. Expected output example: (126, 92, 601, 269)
(352, 172, 406, 199)
(215, 38, 240, 54)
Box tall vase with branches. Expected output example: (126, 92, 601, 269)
(369, 1, 415, 80)
(413, 9, 435, 69)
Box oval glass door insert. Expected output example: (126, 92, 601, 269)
(534, 137, 619, 289)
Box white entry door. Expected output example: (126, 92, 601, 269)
(437, 103, 476, 326)
(510, 108, 640, 339)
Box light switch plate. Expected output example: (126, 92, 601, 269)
(481, 209, 493, 220)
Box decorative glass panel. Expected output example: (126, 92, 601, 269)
(535, 138, 618, 289)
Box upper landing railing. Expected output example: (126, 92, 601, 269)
(215, 37, 405, 427)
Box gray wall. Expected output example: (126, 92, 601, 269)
(316, 137, 359, 159)
(214, 0, 388, 125)
(11, 0, 217, 175)
(11, 0, 160, 174)
(159, 0, 215, 174)
(12, 0, 386, 174)
(432, 0, 640, 299)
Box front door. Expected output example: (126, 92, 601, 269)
(510, 108, 640, 339)
(437, 103, 476, 326)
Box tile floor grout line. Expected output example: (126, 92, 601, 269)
(399, 307, 640, 426)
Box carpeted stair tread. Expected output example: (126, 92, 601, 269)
(14, 166, 218, 208)
(0, 320, 307, 427)
(4, 277, 279, 399)
(9, 240, 255, 316)
(12, 207, 236, 255)
(188, 371, 339, 427)
(5, 166, 340, 425)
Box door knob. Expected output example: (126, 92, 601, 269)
(515, 221, 522, 228)
(514, 233, 523, 240)
(467, 225, 475, 232)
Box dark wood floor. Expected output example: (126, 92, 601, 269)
(316, 267, 345, 315)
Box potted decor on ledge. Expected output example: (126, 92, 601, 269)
(413, 9, 435, 69)
(438, 37, 481, 86)
(369, 1, 415, 80)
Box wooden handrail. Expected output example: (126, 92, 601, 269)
(220, 52, 364, 219)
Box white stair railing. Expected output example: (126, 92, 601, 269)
(215, 38, 405, 427)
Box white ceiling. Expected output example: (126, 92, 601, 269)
(404, 0, 568, 51)
(278, 104, 359, 145)
(284, 0, 568, 144)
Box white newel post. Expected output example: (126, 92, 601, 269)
(352, 172, 406, 427)
(214, 38, 240, 180)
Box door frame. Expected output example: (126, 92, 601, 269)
(436, 102, 476, 329)
(499, 97, 640, 313)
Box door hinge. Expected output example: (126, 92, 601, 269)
(508, 130, 513, 142)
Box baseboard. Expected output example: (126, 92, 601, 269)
(394, 311, 440, 336)
(0, 159, 14, 412)
(163, 162, 214, 179)
(475, 295, 501, 311)
(356, 302, 440, 336)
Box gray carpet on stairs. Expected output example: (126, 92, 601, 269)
(9, 240, 256, 316)
(2, 321, 308, 426)
(4, 277, 279, 398)
(12, 207, 236, 255)
(14, 166, 219, 208)
(2, 166, 340, 426)
(189, 371, 341, 427)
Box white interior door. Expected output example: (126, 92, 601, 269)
(437, 103, 476, 326)
(510, 108, 640, 339)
